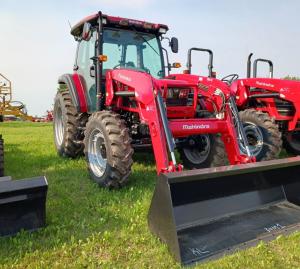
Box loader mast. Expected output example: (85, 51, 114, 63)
(156, 92, 177, 166)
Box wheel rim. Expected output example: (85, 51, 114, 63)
(240, 122, 264, 157)
(286, 131, 300, 151)
(88, 128, 107, 177)
(54, 106, 64, 146)
(183, 135, 211, 164)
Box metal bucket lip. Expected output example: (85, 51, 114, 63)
(184, 223, 300, 265)
(164, 157, 300, 183)
(0, 176, 48, 194)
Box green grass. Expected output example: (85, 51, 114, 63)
(1, 122, 300, 269)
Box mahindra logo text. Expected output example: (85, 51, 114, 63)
(183, 124, 210, 130)
(256, 81, 274, 88)
(118, 74, 132, 82)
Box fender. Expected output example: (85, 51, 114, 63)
(58, 74, 88, 113)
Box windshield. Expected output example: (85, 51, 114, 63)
(102, 28, 164, 78)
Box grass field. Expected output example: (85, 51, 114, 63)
(1, 122, 300, 268)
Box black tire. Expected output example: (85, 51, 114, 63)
(0, 115, 3, 122)
(210, 135, 229, 167)
(53, 89, 87, 158)
(84, 111, 134, 188)
(179, 135, 218, 169)
(0, 136, 3, 177)
(238, 109, 282, 161)
(283, 131, 300, 155)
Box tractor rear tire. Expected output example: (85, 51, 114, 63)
(238, 109, 282, 161)
(84, 111, 134, 189)
(0, 136, 4, 177)
(53, 89, 87, 158)
(179, 135, 218, 169)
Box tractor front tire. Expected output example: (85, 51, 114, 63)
(84, 111, 133, 188)
(210, 135, 229, 167)
(53, 89, 86, 158)
(0, 136, 4, 177)
(238, 109, 282, 161)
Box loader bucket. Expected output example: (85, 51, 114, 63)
(0, 176, 48, 237)
(148, 157, 300, 265)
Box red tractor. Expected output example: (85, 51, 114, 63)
(53, 12, 300, 265)
(53, 12, 254, 188)
(186, 49, 300, 161)
(230, 53, 300, 159)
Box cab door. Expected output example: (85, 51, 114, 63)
(75, 31, 97, 112)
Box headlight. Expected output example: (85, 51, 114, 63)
(158, 27, 167, 34)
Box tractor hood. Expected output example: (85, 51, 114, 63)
(106, 69, 195, 106)
(236, 78, 300, 92)
(232, 78, 300, 103)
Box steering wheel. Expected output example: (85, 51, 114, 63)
(113, 63, 122, 69)
(221, 74, 239, 85)
(113, 63, 151, 75)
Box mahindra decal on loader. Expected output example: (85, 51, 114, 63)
(53, 11, 300, 265)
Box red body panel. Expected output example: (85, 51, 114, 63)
(72, 74, 88, 112)
(233, 78, 300, 131)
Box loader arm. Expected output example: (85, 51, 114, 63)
(105, 69, 254, 174)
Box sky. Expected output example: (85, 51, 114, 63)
(0, 0, 300, 116)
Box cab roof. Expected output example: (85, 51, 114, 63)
(71, 12, 169, 38)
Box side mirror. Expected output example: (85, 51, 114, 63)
(170, 37, 179, 53)
(82, 22, 92, 41)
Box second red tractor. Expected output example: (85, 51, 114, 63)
(232, 54, 300, 159)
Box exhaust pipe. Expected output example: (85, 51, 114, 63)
(148, 157, 300, 264)
(247, 53, 253, 78)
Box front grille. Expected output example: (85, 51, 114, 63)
(274, 98, 295, 116)
(166, 88, 194, 107)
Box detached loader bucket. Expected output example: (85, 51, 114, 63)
(148, 157, 300, 265)
(0, 176, 48, 237)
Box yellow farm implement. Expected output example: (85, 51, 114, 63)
(0, 73, 33, 121)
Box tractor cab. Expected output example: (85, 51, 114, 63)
(71, 13, 178, 112)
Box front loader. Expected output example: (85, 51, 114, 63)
(53, 12, 300, 264)
(0, 133, 48, 237)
